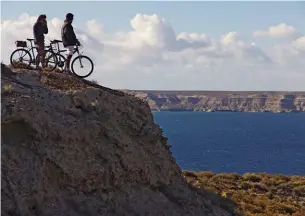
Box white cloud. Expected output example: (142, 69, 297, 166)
(253, 23, 299, 39)
(293, 36, 305, 51)
(87, 20, 103, 36)
(1, 13, 305, 91)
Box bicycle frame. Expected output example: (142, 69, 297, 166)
(25, 39, 53, 65)
(73, 46, 83, 56)
(48, 41, 66, 55)
(47, 42, 83, 57)
(48, 41, 67, 68)
(27, 40, 37, 61)
(72, 46, 85, 67)
(18, 39, 38, 64)
(44, 42, 88, 69)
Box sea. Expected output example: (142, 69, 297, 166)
(152, 111, 305, 176)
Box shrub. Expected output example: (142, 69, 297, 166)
(277, 203, 296, 214)
(253, 182, 268, 193)
(184, 170, 305, 216)
(89, 79, 99, 85)
(253, 196, 268, 209)
(244, 203, 264, 214)
(239, 181, 252, 190)
(197, 171, 216, 178)
(293, 186, 305, 197)
(243, 173, 262, 182)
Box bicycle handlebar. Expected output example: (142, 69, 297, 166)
(76, 44, 83, 49)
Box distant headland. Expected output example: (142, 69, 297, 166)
(123, 90, 305, 113)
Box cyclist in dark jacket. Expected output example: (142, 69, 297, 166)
(61, 13, 81, 73)
(33, 14, 48, 69)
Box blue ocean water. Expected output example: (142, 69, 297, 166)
(153, 112, 305, 175)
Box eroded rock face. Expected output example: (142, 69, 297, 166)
(1, 64, 232, 216)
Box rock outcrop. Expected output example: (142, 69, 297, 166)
(1, 64, 235, 216)
(124, 90, 305, 112)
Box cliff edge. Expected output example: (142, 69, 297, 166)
(1, 64, 235, 216)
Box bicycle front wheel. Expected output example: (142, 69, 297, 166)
(39, 51, 58, 72)
(10, 48, 32, 69)
(71, 55, 94, 78)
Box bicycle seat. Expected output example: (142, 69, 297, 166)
(27, 38, 35, 41)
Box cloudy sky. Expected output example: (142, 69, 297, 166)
(1, 1, 305, 91)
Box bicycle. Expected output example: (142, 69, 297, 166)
(45, 43, 94, 78)
(10, 38, 54, 69)
(36, 39, 67, 72)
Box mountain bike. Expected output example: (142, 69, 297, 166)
(10, 38, 54, 69)
(36, 39, 67, 72)
(45, 43, 94, 78)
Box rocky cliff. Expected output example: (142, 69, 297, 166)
(1, 64, 236, 216)
(124, 90, 305, 112)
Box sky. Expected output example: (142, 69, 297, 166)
(1, 1, 305, 91)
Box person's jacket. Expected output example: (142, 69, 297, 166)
(33, 21, 48, 44)
(61, 21, 78, 47)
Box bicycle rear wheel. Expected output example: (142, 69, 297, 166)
(55, 53, 66, 72)
(10, 48, 32, 69)
(71, 55, 94, 78)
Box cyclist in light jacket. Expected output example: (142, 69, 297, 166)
(61, 13, 81, 73)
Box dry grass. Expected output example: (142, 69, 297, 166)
(3, 63, 125, 97)
(10, 61, 63, 73)
(38, 72, 89, 91)
(7, 62, 89, 91)
(183, 171, 305, 216)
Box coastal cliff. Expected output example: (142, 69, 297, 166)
(1, 64, 235, 216)
(124, 90, 305, 113)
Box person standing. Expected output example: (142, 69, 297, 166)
(33, 14, 48, 69)
(61, 13, 81, 73)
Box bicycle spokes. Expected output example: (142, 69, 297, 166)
(72, 56, 93, 78)
(11, 49, 31, 68)
(18, 51, 29, 61)
(44, 54, 57, 72)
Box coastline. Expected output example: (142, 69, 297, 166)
(123, 90, 305, 113)
(151, 109, 305, 113)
